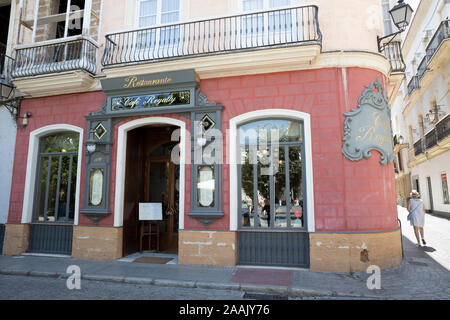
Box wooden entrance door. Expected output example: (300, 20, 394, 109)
(122, 126, 179, 257)
(144, 156, 179, 253)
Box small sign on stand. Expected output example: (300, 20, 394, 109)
(139, 202, 163, 221)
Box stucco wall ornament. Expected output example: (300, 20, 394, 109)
(342, 77, 394, 165)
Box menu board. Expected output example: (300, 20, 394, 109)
(139, 203, 163, 221)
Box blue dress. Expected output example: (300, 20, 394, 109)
(409, 198, 425, 227)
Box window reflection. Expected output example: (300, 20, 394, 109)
(238, 119, 304, 229)
(289, 146, 303, 228)
(274, 146, 286, 228)
(35, 132, 79, 223)
(239, 119, 302, 145)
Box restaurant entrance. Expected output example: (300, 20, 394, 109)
(122, 124, 180, 256)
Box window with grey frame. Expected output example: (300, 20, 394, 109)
(237, 119, 306, 230)
(33, 132, 79, 223)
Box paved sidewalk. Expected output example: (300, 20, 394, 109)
(0, 208, 449, 300)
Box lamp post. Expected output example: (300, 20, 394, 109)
(0, 77, 21, 118)
(377, 0, 414, 53)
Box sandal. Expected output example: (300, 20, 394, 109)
(422, 239, 426, 245)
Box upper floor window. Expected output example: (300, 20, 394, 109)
(138, 0, 180, 27)
(242, 0, 292, 36)
(138, 0, 180, 48)
(17, 0, 102, 44)
(242, 0, 291, 11)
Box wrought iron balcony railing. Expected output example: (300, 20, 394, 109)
(407, 75, 419, 95)
(12, 37, 98, 78)
(436, 113, 450, 142)
(424, 129, 437, 149)
(417, 56, 428, 81)
(102, 5, 321, 67)
(383, 41, 406, 73)
(0, 52, 14, 86)
(413, 139, 424, 157)
(426, 19, 450, 61)
(412, 114, 449, 157)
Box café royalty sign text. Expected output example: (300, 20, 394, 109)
(342, 77, 394, 165)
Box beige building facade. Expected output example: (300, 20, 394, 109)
(390, 0, 450, 217)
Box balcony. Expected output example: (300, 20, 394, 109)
(407, 20, 449, 98)
(102, 5, 321, 70)
(426, 19, 450, 61)
(10, 36, 99, 97)
(13, 37, 98, 78)
(411, 114, 450, 164)
(0, 52, 14, 90)
(407, 75, 419, 95)
(416, 56, 428, 81)
(413, 139, 424, 157)
(383, 41, 406, 73)
(436, 114, 450, 141)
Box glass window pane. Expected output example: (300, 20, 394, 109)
(269, 11, 292, 32)
(36, 157, 49, 222)
(269, 0, 290, 8)
(139, 15, 157, 27)
(161, 12, 179, 23)
(243, 15, 264, 34)
(289, 146, 303, 228)
(56, 155, 71, 221)
(140, 0, 157, 16)
(197, 166, 215, 207)
(240, 145, 254, 227)
(46, 156, 61, 222)
(137, 29, 157, 48)
(160, 26, 180, 45)
(68, 156, 77, 221)
(40, 132, 79, 153)
(274, 146, 286, 227)
(256, 148, 271, 228)
(239, 119, 302, 144)
(162, 0, 180, 12)
(243, 0, 263, 11)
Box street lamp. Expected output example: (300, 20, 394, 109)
(426, 104, 446, 125)
(0, 78, 14, 100)
(390, 0, 414, 30)
(1, 77, 24, 121)
(377, 0, 414, 53)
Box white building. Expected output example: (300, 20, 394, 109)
(390, 0, 450, 217)
(0, 1, 17, 252)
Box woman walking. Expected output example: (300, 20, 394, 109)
(407, 190, 427, 247)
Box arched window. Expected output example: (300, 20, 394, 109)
(237, 118, 305, 229)
(33, 132, 80, 223)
